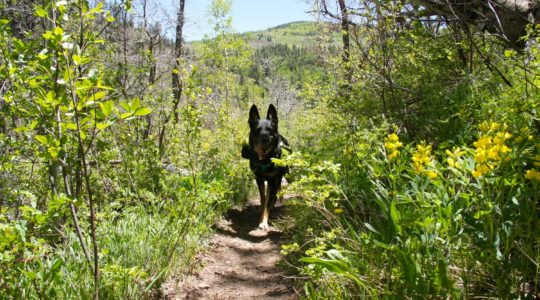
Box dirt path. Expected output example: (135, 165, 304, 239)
(164, 197, 298, 299)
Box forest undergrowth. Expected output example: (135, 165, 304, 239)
(1, 0, 539, 299)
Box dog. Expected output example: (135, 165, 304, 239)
(241, 104, 289, 230)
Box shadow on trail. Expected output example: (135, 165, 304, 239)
(215, 199, 287, 243)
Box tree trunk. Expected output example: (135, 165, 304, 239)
(321, 0, 352, 99)
(337, 0, 352, 96)
(158, 0, 185, 157)
(171, 0, 186, 122)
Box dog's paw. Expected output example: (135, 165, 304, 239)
(258, 222, 269, 231)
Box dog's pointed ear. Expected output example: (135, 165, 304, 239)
(267, 104, 278, 126)
(249, 104, 260, 128)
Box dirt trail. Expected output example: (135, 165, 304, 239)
(165, 196, 298, 299)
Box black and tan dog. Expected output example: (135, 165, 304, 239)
(242, 104, 289, 230)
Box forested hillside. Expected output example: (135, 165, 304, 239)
(1, 0, 539, 299)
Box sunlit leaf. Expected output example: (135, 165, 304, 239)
(35, 135, 48, 145)
(134, 108, 151, 116)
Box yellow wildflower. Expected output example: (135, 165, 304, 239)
(525, 169, 540, 181)
(487, 147, 501, 160)
(445, 147, 465, 168)
(384, 133, 403, 160)
(479, 121, 490, 133)
(472, 123, 512, 178)
(388, 150, 399, 160)
(534, 154, 540, 167)
(388, 133, 399, 142)
(447, 157, 457, 168)
(424, 170, 438, 179)
(475, 148, 487, 163)
(411, 142, 435, 178)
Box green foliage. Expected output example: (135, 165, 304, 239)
(3, 0, 539, 298)
(0, 0, 253, 298)
(279, 9, 540, 299)
(243, 21, 340, 48)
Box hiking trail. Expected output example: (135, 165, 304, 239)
(163, 196, 298, 299)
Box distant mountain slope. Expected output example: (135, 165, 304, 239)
(241, 21, 340, 48)
(244, 21, 339, 86)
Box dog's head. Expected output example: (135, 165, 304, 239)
(248, 104, 279, 160)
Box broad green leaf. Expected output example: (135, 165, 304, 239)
(96, 122, 110, 130)
(99, 101, 114, 117)
(91, 91, 107, 101)
(42, 31, 53, 40)
(299, 257, 364, 288)
(53, 27, 63, 36)
(65, 123, 78, 130)
(48, 146, 59, 158)
(46, 91, 55, 103)
(72, 54, 81, 65)
(35, 135, 48, 145)
(134, 108, 151, 116)
(131, 98, 140, 111)
(121, 112, 132, 119)
(38, 50, 48, 60)
(120, 101, 131, 112)
(36, 8, 48, 18)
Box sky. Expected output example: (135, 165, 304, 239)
(180, 0, 314, 41)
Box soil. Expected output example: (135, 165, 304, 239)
(163, 196, 299, 300)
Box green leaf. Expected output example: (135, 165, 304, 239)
(300, 257, 349, 274)
(120, 101, 131, 112)
(91, 91, 107, 101)
(36, 8, 48, 18)
(38, 51, 48, 60)
(65, 123, 78, 130)
(72, 54, 81, 65)
(299, 256, 364, 288)
(35, 135, 48, 145)
(46, 91, 55, 103)
(53, 27, 63, 36)
(364, 222, 380, 234)
(99, 101, 114, 117)
(96, 122, 110, 130)
(121, 112, 132, 119)
(504, 49, 516, 57)
(131, 98, 140, 111)
(134, 108, 151, 116)
(389, 201, 402, 234)
(42, 31, 53, 40)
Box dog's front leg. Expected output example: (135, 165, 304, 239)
(267, 175, 282, 213)
(256, 178, 269, 230)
